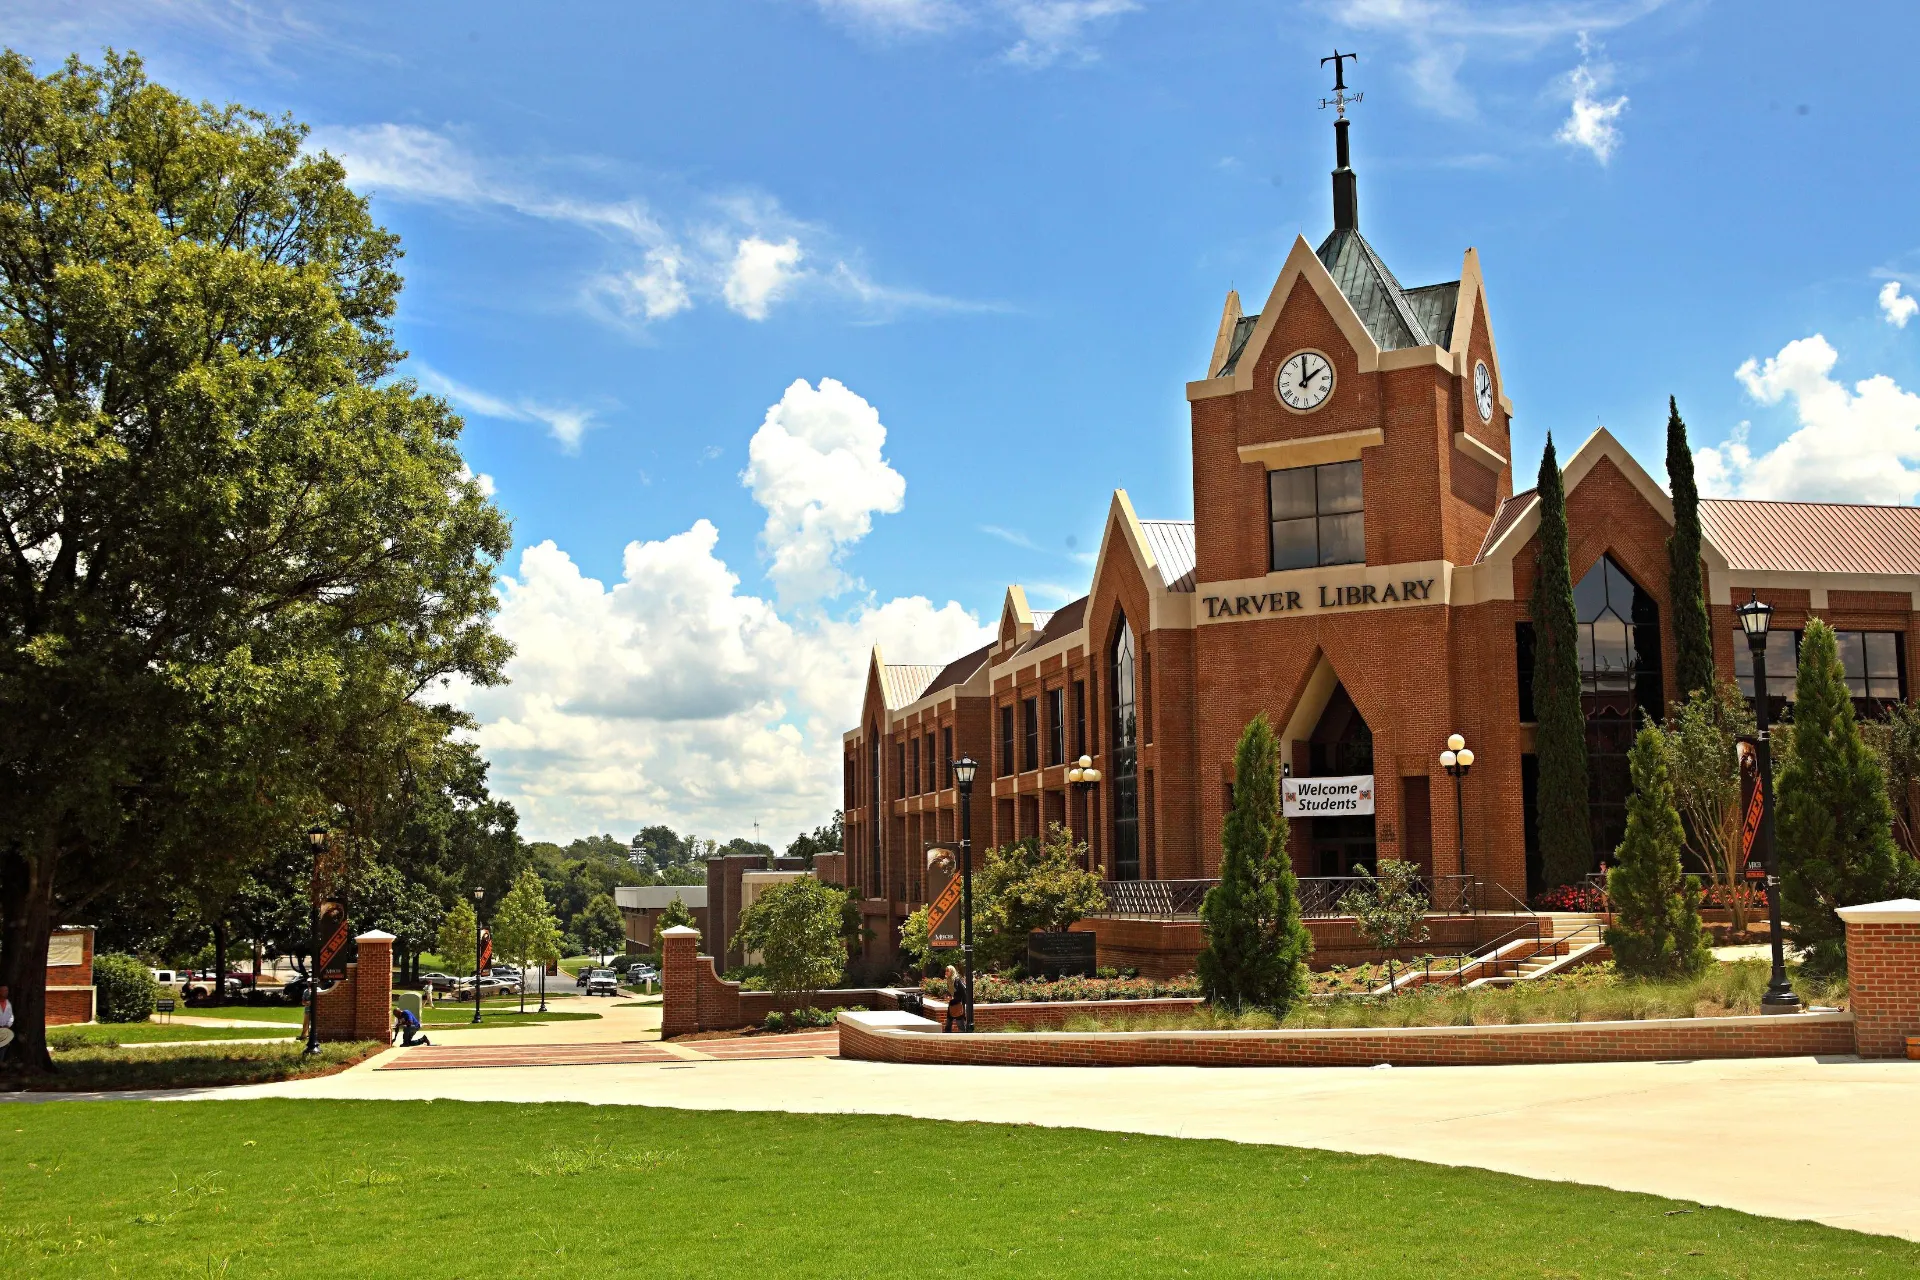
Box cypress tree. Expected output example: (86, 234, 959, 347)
(1605, 724, 1711, 978)
(1666, 398, 1715, 701)
(1776, 619, 1920, 974)
(1533, 434, 1593, 888)
(1197, 713, 1311, 1012)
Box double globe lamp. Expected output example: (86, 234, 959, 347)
(1439, 734, 1474, 878)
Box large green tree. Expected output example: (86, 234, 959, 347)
(0, 52, 509, 1071)
(730, 877, 851, 1005)
(1196, 714, 1311, 1012)
(1776, 619, 1920, 974)
(1532, 434, 1592, 888)
(1605, 724, 1711, 978)
(1665, 398, 1715, 702)
(491, 867, 560, 1012)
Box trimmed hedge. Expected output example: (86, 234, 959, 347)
(93, 952, 160, 1023)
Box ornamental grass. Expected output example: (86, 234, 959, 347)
(994, 961, 1846, 1034)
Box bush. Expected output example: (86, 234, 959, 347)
(1531, 884, 1608, 912)
(922, 972, 1200, 1004)
(93, 953, 160, 1023)
(763, 1010, 786, 1032)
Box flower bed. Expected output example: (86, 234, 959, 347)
(1532, 884, 1609, 912)
(922, 972, 1200, 1003)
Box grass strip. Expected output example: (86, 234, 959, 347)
(0, 1042, 381, 1094)
(48, 1025, 299, 1048)
(0, 1099, 1913, 1277)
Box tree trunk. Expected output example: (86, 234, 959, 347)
(213, 919, 228, 1004)
(0, 843, 59, 1074)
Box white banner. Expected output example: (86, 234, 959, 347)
(1282, 775, 1375, 817)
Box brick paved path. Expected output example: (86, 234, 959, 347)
(378, 1030, 841, 1070)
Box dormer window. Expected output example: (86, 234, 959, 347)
(1269, 460, 1364, 571)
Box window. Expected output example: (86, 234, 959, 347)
(1733, 628, 1905, 713)
(1111, 614, 1140, 880)
(1022, 696, 1039, 772)
(1046, 687, 1065, 766)
(998, 704, 1014, 777)
(926, 733, 937, 791)
(1571, 556, 1662, 873)
(942, 726, 953, 789)
(909, 737, 920, 795)
(1268, 459, 1364, 571)
(896, 742, 906, 799)
(1073, 680, 1087, 756)
(1141, 651, 1153, 744)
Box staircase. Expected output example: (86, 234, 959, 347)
(1374, 913, 1611, 995)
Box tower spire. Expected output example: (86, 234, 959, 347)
(1319, 50, 1362, 232)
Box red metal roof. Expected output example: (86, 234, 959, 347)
(1699, 499, 1920, 576)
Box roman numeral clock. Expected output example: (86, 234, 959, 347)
(1277, 349, 1334, 411)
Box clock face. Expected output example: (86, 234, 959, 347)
(1474, 360, 1495, 422)
(1277, 350, 1334, 411)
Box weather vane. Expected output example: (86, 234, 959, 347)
(1319, 49, 1362, 119)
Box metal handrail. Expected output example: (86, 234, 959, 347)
(1092, 872, 1478, 921)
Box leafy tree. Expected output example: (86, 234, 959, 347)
(578, 893, 625, 962)
(1665, 398, 1715, 701)
(786, 812, 845, 866)
(92, 953, 160, 1024)
(1777, 619, 1920, 974)
(973, 824, 1107, 970)
(1662, 682, 1757, 934)
(652, 896, 698, 955)
(0, 52, 509, 1072)
(1533, 434, 1593, 888)
(1337, 859, 1431, 990)
(491, 868, 560, 1012)
(1606, 724, 1711, 978)
(1196, 714, 1311, 1012)
(1859, 699, 1920, 857)
(896, 904, 933, 977)
(436, 899, 478, 978)
(730, 878, 851, 1004)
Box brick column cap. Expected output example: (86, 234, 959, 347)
(1837, 899, 1920, 923)
(357, 929, 397, 942)
(661, 925, 699, 937)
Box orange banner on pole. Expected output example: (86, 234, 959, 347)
(925, 848, 962, 949)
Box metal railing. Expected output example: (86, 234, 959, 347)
(1092, 873, 1477, 921)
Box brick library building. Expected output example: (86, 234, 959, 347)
(838, 104, 1920, 968)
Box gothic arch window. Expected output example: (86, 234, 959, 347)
(1110, 614, 1140, 881)
(1573, 555, 1663, 870)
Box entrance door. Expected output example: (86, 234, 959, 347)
(1304, 685, 1376, 878)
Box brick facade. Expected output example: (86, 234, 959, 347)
(1839, 900, 1920, 1058)
(314, 931, 394, 1043)
(46, 925, 95, 1026)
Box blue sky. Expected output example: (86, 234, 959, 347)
(13, 1, 1920, 843)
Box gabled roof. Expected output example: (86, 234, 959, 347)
(1013, 596, 1087, 655)
(1315, 229, 1460, 353)
(921, 642, 993, 698)
(1139, 519, 1197, 592)
(1477, 488, 1537, 563)
(1700, 499, 1920, 576)
(880, 664, 941, 710)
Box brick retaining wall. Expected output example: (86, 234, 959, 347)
(661, 925, 896, 1034)
(838, 1010, 1857, 1069)
(1840, 901, 1920, 1058)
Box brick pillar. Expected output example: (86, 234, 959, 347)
(1838, 899, 1920, 1059)
(661, 925, 700, 1039)
(353, 931, 395, 1041)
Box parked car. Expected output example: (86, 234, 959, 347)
(456, 976, 514, 998)
(419, 971, 462, 993)
(626, 964, 659, 984)
(584, 969, 621, 997)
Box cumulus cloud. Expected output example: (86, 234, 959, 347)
(415, 364, 599, 453)
(807, 0, 1139, 65)
(724, 237, 806, 320)
(1694, 334, 1920, 504)
(1880, 281, 1918, 329)
(813, 0, 962, 34)
(1000, 0, 1141, 67)
(742, 378, 907, 602)
(1556, 35, 1627, 163)
(460, 377, 988, 838)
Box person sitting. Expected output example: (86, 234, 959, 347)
(392, 1003, 430, 1047)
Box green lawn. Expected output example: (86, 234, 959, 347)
(177, 1001, 599, 1029)
(1, 1100, 1913, 1277)
(48, 1024, 298, 1048)
(3, 1043, 378, 1094)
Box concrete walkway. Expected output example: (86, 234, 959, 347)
(156, 1047, 1920, 1242)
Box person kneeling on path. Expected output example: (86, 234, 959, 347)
(392, 1002, 430, 1047)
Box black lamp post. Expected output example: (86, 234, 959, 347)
(471, 886, 486, 1025)
(1440, 734, 1474, 879)
(952, 755, 979, 1033)
(1738, 593, 1802, 1011)
(303, 823, 328, 1056)
(1066, 754, 1103, 872)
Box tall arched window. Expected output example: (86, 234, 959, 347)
(1110, 615, 1140, 880)
(1573, 555, 1662, 870)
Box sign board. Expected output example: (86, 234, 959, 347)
(1282, 775, 1375, 818)
(477, 927, 493, 973)
(317, 901, 350, 979)
(47, 933, 84, 967)
(924, 848, 962, 949)
(1737, 739, 1768, 881)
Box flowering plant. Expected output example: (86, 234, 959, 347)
(1700, 881, 1767, 912)
(921, 972, 1200, 1004)
(1531, 884, 1609, 912)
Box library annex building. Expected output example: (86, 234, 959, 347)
(837, 114, 1920, 968)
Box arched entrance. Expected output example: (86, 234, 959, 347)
(1302, 684, 1376, 878)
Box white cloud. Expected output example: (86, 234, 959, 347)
(416, 364, 599, 453)
(1694, 334, 1920, 504)
(813, 0, 963, 34)
(455, 463, 497, 498)
(1880, 281, 1918, 329)
(1556, 39, 1628, 164)
(458, 375, 991, 840)
(742, 378, 907, 602)
(724, 237, 806, 321)
(1000, 0, 1140, 67)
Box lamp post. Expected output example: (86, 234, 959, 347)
(1439, 734, 1475, 880)
(1065, 754, 1102, 872)
(951, 755, 979, 1033)
(1738, 592, 1802, 1011)
(471, 886, 486, 1025)
(304, 823, 328, 1056)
